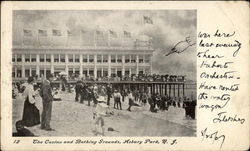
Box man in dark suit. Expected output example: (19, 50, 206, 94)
(75, 80, 83, 102)
(106, 84, 112, 105)
(40, 74, 54, 131)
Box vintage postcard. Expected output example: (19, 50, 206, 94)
(1, 1, 249, 151)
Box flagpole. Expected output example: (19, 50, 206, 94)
(37, 30, 40, 47)
(22, 29, 24, 46)
(94, 30, 96, 47)
(108, 30, 110, 47)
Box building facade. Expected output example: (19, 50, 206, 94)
(12, 44, 154, 80)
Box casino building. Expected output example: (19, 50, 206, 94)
(12, 32, 154, 80)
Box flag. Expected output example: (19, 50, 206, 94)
(38, 29, 47, 37)
(23, 29, 32, 36)
(109, 30, 117, 38)
(67, 30, 73, 36)
(52, 29, 62, 36)
(143, 16, 153, 24)
(124, 30, 131, 38)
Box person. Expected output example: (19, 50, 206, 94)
(75, 80, 83, 102)
(113, 90, 122, 110)
(106, 84, 112, 105)
(127, 91, 134, 111)
(80, 82, 87, 103)
(141, 92, 148, 106)
(22, 77, 40, 127)
(12, 120, 35, 137)
(40, 74, 54, 131)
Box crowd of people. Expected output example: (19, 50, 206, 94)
(12, 74, 195, 136)
(51, 73, 185, 82)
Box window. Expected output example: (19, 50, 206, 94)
(17, 68, 22, 78)
(145, 68, 150, 74)
(82, 68, 88, 76)
(117, 68, 122, 77)
(97, 55, 102, 63)
(40, 69, 44, 78)
(103, 68, 108, 77)
(89, 55, 94, 63)
(68, 68, 73, 76)
(68, 54, 74, 62)
(82, 54, 88, 62)
(12, 68, 15, 77)
(46, 69, 51, 78)
(139, 68, 144, 74)
(139, 55, 144, 63)
(131, 67, 136, 75)
(12, 55, 15, 62)
(40, 54, 45, 62)
(25, 54, 30, 62)
(117, 55, 122, 63)
(75, 68, 80, 75)
(111, 68, 116, 77)
(46, 54, 51, 62)
(131, 55, 136, 63)
(31, 67, 36, 76)
(111, 55, 116, 63)
(89, 68, 94, 76)
(125, 55, 130, 63)
(97, 68, 102, 77)
(54, 54, 59, 62)
(60, 54, 65, 62)
(31, 54, 36, 62)
(103, 55, 108, 63)
(145, 55, 150, 63)
(17, 54, 22, 62)
(25, 68, 30, 77)
(75, 54, 80, 62)
(125, 68, 130, 75)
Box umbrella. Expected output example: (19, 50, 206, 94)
(59, 71, 67, 75)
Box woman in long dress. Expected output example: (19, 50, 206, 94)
(22, 77, 40, 127)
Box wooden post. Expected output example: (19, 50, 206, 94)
(177, 84, 180, 97)
(183, 83, 185, 97)
(173, 84, 175, 97)
(169, 84, 171, 97)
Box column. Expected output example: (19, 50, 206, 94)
(150, 55, 153, 74)
(65, 54, 69, 74)
(51, 54, 54, 74)
(136, 55, 139, 75)
(177, 84, 180, 97)
(169, 84, 171, 97)
(165, 84, 167, 96)
(122, 55, 125, 76)
(183, 83, 185, 97)
(36, 54, 40, 63)
(173, 84, 175, 97)
(101, 68, 103, 77)
(36, 65, 40, 77)
(108, 55, 111, 76)
(14, 67, 17, 78)
(159, 84, 162, 95)
(21, 54, 25, 78)
(94, 54, 97, 78)
(80, 54, 83, 77)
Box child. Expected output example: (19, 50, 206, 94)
(92, 103, 107, 136)
(12, 120, 35, 137)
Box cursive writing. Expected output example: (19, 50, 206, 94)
(213, 111, 245, 124)
(201, 128, 226, 149)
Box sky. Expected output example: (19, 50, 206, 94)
(13, 10, 197, 81)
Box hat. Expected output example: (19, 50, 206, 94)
(47, 74, 53, 79)
(27, 77, 34, 83)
